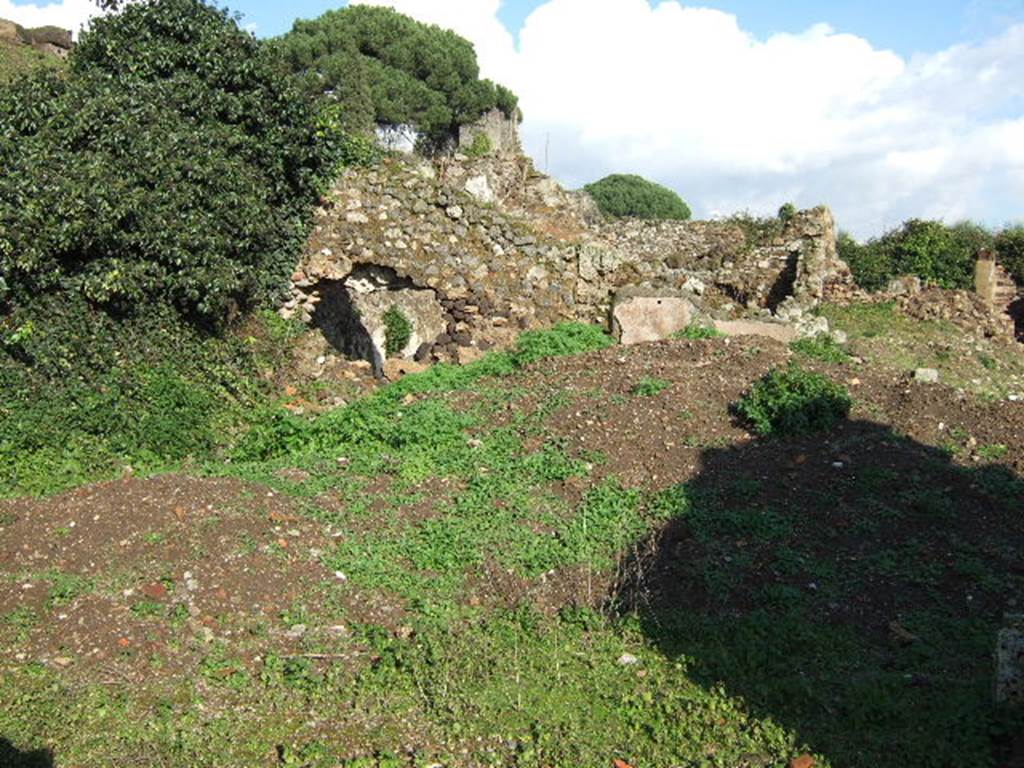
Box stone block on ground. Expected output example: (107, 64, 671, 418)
(713, 319, 798, 343)
(611, 291, 694, 345)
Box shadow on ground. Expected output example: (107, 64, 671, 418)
(0, 738, 53, 768)
(614, 418, 1024, 767)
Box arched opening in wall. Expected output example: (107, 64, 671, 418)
(310, 279, 382, 375)
(306, 265, 448, 377)
(765, 252, 799, 312)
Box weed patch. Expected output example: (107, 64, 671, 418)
(735, 366, 852, 437)
(790, 334, 849, 364)
(630, 377, 670, 396)
(673, 323, 725, 340)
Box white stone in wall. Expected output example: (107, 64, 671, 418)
(350, 288, 446, 361)
(464, 174, 496, 204)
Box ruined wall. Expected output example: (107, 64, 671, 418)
(976, 254, 1022, 339)
(288, 154, 852, 365)
(458, 108, 521, 157)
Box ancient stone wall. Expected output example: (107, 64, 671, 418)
(289, 153, 853, 367)
(458, 108, 521, 157)
(976, 253, 1022, 339)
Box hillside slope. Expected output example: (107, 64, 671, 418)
(2, 331, 1021, 767)
(0, 19, 69, 82)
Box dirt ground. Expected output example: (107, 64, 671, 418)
(3, 336, 1021, 691)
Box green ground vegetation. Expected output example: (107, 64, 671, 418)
(2, 324, 1021, 767)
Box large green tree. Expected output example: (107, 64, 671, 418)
(274, 5, 518, 145)
(0, 0, 334, 326)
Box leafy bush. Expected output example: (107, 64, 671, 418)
(837, 231, 892, 293)
(0, 0, 335, 324)
(0, 0, 361, 497)
(778, 202, 797, 223)
(383, 306, 412, 357)
(466, 133, 493, 158)
(840, 220, 994, 292)
(275, 5, 518, 145)
(734, 366, 852, 437)
(584, 174, 691, 221)
(995, 225, 1024, 286)
(0, 295, 291, 498)
(790, 335, 849, 364)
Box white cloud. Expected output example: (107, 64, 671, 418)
(361, 0, 1024, 237)
(0, 0, 100, 37)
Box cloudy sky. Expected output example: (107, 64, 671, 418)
(4, 0, 1023, 237)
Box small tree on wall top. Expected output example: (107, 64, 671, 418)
(584, 174, 692, 221)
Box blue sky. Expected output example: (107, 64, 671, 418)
(4, 0, 1022, 235)
(227, 0, 1024, 55)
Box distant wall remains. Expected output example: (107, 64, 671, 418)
(976, 251, 1022, 338)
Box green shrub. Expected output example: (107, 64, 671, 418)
(0, 0, 335, 325)
(837, 231, 890, 293)
(584, 174, 691, 221)
(778, 202, 797, 222)
(995, 225, 1024, 286)
(0, 0, 364, 497)
(734, 366, 852, 437)
(0, 296, 289, 498)
(275, 5, 518, 144)
(466, 133, 493, 158)
(790, 335, 849, 364)
(383, 306, 413, 357)
(840, 220, 994, 292)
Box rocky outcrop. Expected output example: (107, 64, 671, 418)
(0, 19, 72, 58)
(288, 152, 854, 368)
